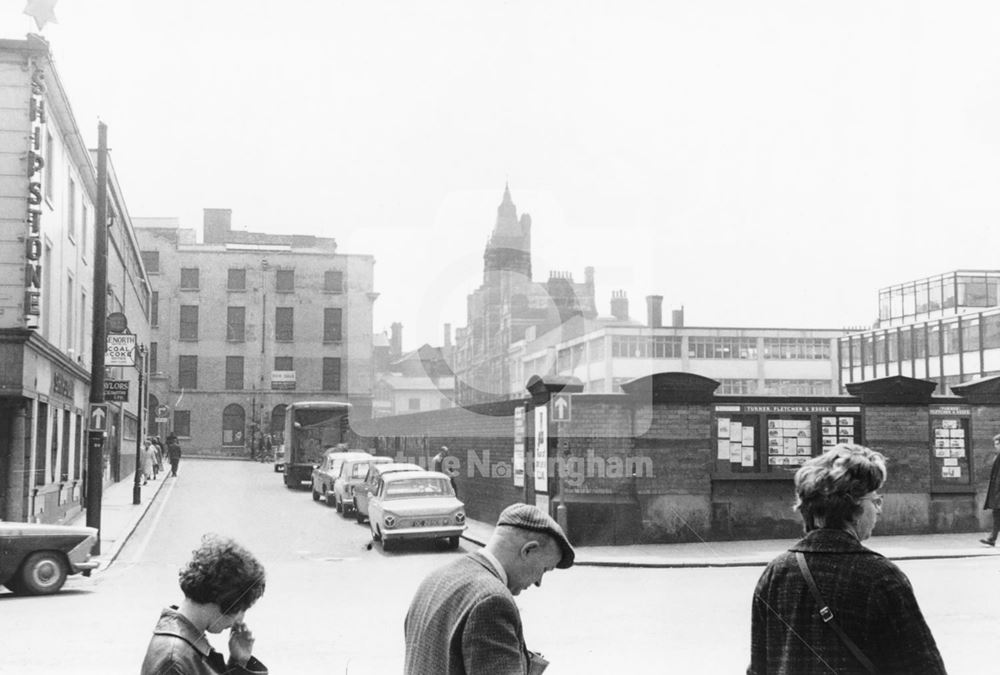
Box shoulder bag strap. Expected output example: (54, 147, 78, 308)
(795, 551, 878, 675)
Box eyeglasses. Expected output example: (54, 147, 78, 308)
(859, 493, 883, 508)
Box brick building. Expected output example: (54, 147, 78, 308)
(135, 209, 375, 456)
(0, 36, 150, 523)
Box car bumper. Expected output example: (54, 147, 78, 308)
(71, 560, 100, 573)
(382, 525, 466, 541)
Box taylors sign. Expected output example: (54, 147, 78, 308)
(25, 60, 46, 329)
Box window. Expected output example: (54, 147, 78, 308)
(324, 270, 344, 293)
(688, 337, 758, 359)
(763, 380, 833, 395)
(276, 269, 295, 292)
(718, 379, 758, 394)
(612, 336, 649, 358)
(275, 307, 294, 341)
(81, 203, 88, 257)
(141, 251, 160, 274)
(942, 277, 956, 310)
(322, 357, 341, 391)
(942, 322, 960, 355)
(149, 342, 158, 373)
(324, 308, 342, 342)
(180, 268, 200, 290)
(225, 356, 244, 390)
(962, 318, 980, 353)
(227, 306, 245, 341)
(985, 314, 1000, 349)
(228, 268, 246, 291)
(179, 305, 199, 340)
(66, 276, 74, 352)
(762, 338, 831, 360)
(274, 356, 293, 371)
(178, 355, 198, 389)
(150, 291, 159, 327)
(79, 289, 86, 357)
(67, 177, 76, 242)
(408, 398, 421, 411)
(652, 336, 682, 358)
(173, 410, 191, 437)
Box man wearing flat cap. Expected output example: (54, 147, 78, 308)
(404, 502, 574, 674)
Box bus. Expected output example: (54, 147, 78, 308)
(281, 401, 352, 488)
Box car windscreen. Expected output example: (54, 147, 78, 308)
(351, 462, 371, 478)
(384, 477, 454, 498)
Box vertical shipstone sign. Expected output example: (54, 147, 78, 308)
(24, 59, 46, 329)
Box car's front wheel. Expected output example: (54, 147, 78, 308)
(311, 486, 320, 501)
(16, 551, 68, 595)
(335, 495, 343, 513)
(354, 501, 365, 523)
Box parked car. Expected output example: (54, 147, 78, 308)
(0, 521, 99, 595)
(312, 450, 371, 506)
(353, 462, 423, 523)
(368, 471, 466, 551)
(332, 455, 394, 515)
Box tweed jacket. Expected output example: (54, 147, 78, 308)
(404, 552, 529, 675)
(140, 606, 267, 675)
(748, 529, 946, 675)
(984, 453, 1000, 509)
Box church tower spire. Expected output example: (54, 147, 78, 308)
(483, 183, 532, 282)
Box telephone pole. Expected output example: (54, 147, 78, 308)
(86, 122, 109, 551)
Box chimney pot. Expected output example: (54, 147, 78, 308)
(645, 295, 663, 328)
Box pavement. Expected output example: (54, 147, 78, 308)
(67, 461, 1000, 570)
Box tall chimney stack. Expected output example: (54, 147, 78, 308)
(610, 290, 629, 321)
(390, 322, 403, 359)
(443, 323, 452, 349)
(672, 306, 685, 327)
(202, 208, 232, 244)
(646, 295, 663, 328)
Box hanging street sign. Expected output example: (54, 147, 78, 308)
(105, 333, 136, 366)
(106, 311, 129, 334)
(155, 405, 169, 423)
(104, 379, 130, 402)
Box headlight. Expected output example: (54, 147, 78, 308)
(384, 514, 397, 529)
(455, 512, 466, 523)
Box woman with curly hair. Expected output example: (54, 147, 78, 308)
(141, 534, 268, 674)
(748, 443, 946, 674)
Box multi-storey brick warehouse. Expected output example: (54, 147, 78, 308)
(135, 209, 375, 456)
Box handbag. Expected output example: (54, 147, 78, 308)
(795, 552, 878, 674)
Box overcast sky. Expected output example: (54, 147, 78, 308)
(7, 2, 1000, 349)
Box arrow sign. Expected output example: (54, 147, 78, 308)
(552, 394, 572, 422)
(89, 403, 108, 432)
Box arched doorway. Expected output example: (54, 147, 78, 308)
(222, 404, 246, 453)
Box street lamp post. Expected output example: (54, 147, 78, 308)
(132, 344, 147, 505)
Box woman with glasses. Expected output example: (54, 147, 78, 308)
(748, 443, 946, 674)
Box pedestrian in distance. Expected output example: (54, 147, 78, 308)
(748, 443, 946, 674)
(431, 445, 459, 496)
(140, 534, 268, 674)
(142, 438, 157, 484)
(404, 502, 575, 675)
(980, 432, 1000, 546)
(167, 433, 182, 477)
(151, 436, 163, 479)
(261, 434, 272, 463)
